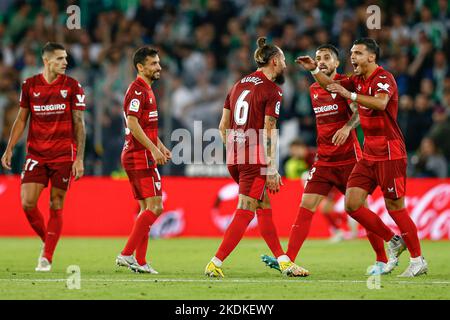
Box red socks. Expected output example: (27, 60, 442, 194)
(135, 232, 149, 265)
(389, 209, 421, 258)
(366, 230, 388, 263)
(347, 207, 394, 242)
(23, 207, 46, 242)
(256, 209, 284, 258)
(286, 207, 314, 262)
(215, 209, 254, 261)
(43, 209, 63, 262)
(122, 210, 157, 257)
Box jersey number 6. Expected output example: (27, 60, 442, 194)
(234, 90, 250, 125)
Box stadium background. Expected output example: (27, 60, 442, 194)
(0, 0, 449, 239)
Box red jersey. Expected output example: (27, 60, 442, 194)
(19, 74, 86, 163)
(310, 74, 362, 166)
(224, 71, 282, 165)
(341, 66, 406, 161)
(121, 76, 158, 170)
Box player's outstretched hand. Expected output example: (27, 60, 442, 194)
(295, 56, 317, 71)
(72, 159, 84, 181)
(326, 83, 351, 99)
(332, 126, 351, 146)
(152, 148, 169, 166)
(1, 149, 12, 170)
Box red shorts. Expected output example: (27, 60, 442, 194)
(21, 158, 73, 191)
(304, 163, 356, 196)
(347, 158, 407, 199)
(227, 164, 266, 200)
(126, 168, 162, 200)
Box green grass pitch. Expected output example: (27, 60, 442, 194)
(0, 237, 449, 300)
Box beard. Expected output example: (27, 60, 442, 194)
(150, 72, 160, 81)
(274, 73, 285, 85)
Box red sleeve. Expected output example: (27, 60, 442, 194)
(339, 75, 356, 91)
(124, 87, 146, 118)
(370, 73, 396, 98)
(72, 81, 86, 111)
(19, 80, 30, 109)
(223, 92, 231, 110)
(264, 89, 282, 119)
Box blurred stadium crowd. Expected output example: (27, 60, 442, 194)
(0, 0, 449, 177)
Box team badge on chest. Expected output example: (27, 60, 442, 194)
(60, 90, 68, 98)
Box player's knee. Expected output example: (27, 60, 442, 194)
(385, 198, 404, 211)
(21, 199, 37, 211)
(50, 195, 64, 210)
(149, 204, 163, 216)
(344, 198, 362, 213)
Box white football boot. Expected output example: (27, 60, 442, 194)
(398, 256, 428, 277)
(366, 261, 388, 276)
(130, 263, 159, 274)
(382, 235, 406, 274)
(35, 257, 52, 272)
(115, 254, 137, 268)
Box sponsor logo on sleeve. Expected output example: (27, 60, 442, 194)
(129, 98, 140, 112)
(275, 101, 280, 115)
(377, 83, 390, 93)
(76, 94, 86, 106)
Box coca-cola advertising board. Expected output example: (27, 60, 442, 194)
(0, 176, 448, 239)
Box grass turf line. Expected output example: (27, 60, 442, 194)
(0, 237, 449, 300)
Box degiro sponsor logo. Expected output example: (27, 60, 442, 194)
(33, 104, 66, 112)
(313, 104, 338, 114)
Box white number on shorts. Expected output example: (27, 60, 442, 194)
(24, 159, 38, 171)
(234, 90, 250, 125)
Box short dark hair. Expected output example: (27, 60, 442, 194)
(316, 44, 339, 59)
(41, 42, 66, 56)
(133, 46, 159, 71)
(254, 37, 280, 67)
(353, 38, 380, 61)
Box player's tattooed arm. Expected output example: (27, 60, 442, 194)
(264, 115, 282, 193)
(72, 110, 86, 180)
(1, 108, 30, 170)
(331, 103, 359, 146)
(346, 102, 360, 129)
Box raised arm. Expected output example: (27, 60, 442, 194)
(326, 82, 390, 111)
(1, 108, 30, 170)
(72, 110, 86, 180)
(295, 56, 336, 89)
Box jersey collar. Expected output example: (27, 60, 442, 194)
(40, 73, 63, 85)
(135, 76, 152, 91)
(365, 65, 383, 81)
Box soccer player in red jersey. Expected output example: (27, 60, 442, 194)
(297, 38, 427, 277)
(115, 47, 171, 274)
(261, 44, 388, 276)
(1, 42, 86, 271)
(205, 37, 308, 278)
